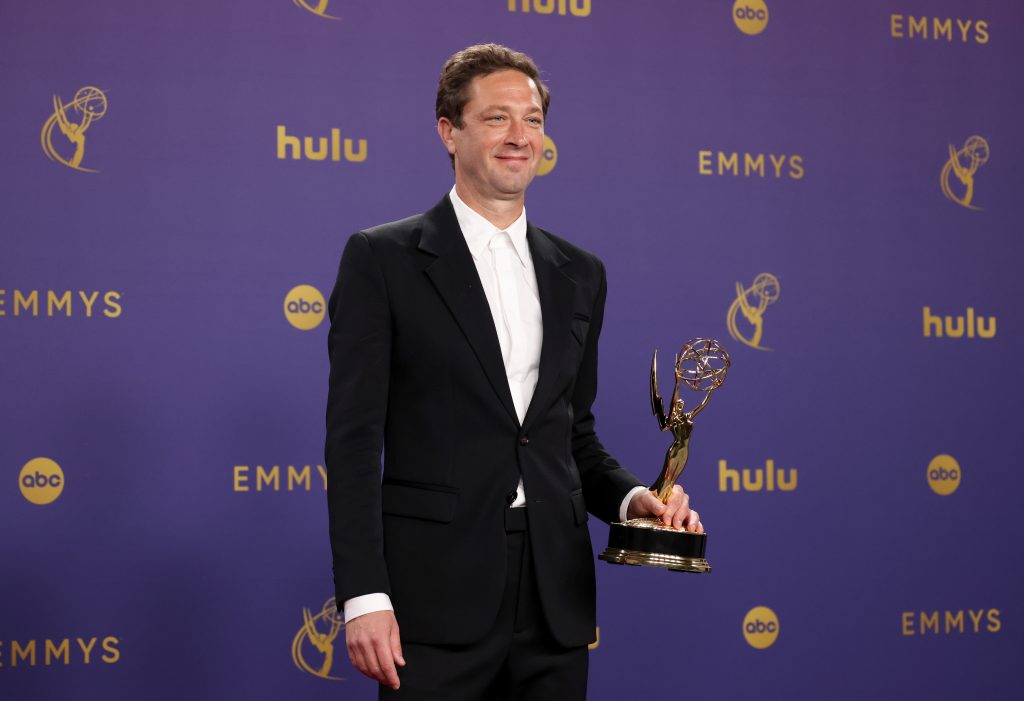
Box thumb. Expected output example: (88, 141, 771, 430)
(390, 620, 405, 667)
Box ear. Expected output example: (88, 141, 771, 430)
(437, 118, 457, 156)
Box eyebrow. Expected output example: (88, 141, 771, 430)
(479, 104, 543, 115)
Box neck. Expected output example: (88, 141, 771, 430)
(454, 184, 524, 230)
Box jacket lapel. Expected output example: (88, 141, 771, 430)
(419, 196, 519, 425)
(522, 223, 575, 432)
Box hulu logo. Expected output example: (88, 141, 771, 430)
(922, 307, 995, 339)
(276, 125, 367, 163)
(718, 460, 797, 492)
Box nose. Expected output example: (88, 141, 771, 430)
(506, 120, 528, 147)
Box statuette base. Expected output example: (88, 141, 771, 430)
(599, 519, 711, 573)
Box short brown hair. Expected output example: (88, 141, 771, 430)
(436, 43, 551, 129)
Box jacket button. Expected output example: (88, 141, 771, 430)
(519, 436, 529, 446)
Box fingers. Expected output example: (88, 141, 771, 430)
(346, 611, 402, 689)
(629, 487, 705, 533)
(374, 637, 401, 689)
(349, 635, 399, 689)
(347, 632, 379, 683)
(663, 486, 706, 532)
(664, 485, 690, 530)
(686, 509, 703, 533)
(390, 619, 405, 668)
(644, 490, 667, 516)
(627, 489, 665, 520)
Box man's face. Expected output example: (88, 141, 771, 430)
(438, 70, 545, 205)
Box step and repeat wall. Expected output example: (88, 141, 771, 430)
(2, 1, 1021, 699)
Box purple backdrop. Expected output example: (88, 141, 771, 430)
(2, 1, 1021, 698)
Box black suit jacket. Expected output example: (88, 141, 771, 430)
(326, 195, 642, 647)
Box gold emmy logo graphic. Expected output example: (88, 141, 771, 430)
(0, 289, 123, 318)
(19, 457, 64, 505)
(292, 597, 345, 680)
(41, 87, 108, 173)
(727, 273, 780, 351)
(284, 285, 326, 330)
(743, 606, 779, 649)
(233, 464, 327, 492)
(293, 0, 339, 20)
(890, 15, 989, 44)
(902, 609, 1000, 636)
(941, 135, 989, 210)
(733, 0, 768, 35)
(698, 151, 804, 179)
(0, 635, 121, 667)
(927, 454, 961, 496)
(537, 135, 557, 176)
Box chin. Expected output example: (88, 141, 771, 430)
(496, 179, 532, 195)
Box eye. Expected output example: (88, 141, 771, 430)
(487, 114, 507, 122)
(527, 117, 543, 127)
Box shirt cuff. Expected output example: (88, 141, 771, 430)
(618, 485, 650, 522)
(343, 593, 394, 623)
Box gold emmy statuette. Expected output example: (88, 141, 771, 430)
(599, 338, 730, 573)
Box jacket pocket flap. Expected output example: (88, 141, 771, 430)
(570, 318, 590, 346)
(382, 482, 457, 523)
(570, 489, 588, 525)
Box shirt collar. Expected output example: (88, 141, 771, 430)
(449, 185, 530, 266)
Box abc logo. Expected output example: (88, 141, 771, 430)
(742, 606, 779, 649)
(19, 457, 64, 505)
(537, 135, 558, 176)
(284, 285, 326, 331)
(927, 454, 961, 496)
(733, 0, 769, 35)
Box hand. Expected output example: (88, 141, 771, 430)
(345, 610, 405, 689)
(627, 485, 703, 532)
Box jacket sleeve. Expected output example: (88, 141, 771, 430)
(570, 259, 645, 523)
(325, 231, 392, 605)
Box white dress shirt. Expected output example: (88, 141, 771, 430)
(343, 187, 645, 623)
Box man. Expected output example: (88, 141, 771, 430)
(326, 44, 702, 700)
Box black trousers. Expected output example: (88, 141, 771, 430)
(380, 508, 588, 700)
